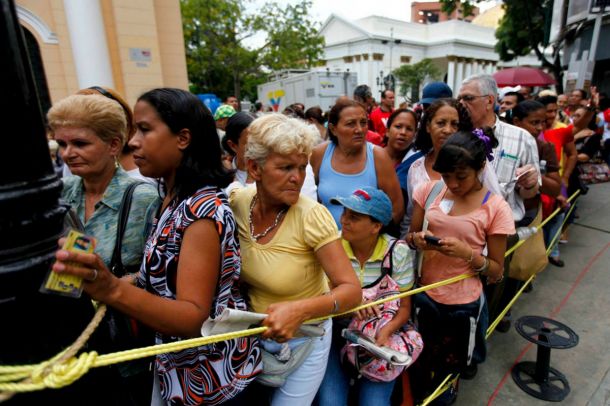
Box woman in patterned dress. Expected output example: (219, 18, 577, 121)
(53, 88, 261, 405)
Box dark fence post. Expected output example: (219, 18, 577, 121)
(0, 1, 115, 403)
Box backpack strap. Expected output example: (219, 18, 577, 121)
(416, 181, 445, 279)
(110, 181, 145, 277)
(362, 238, 400, 289)
(381, 238, 400, 278)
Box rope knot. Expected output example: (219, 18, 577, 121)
(31, 352, 98, 389)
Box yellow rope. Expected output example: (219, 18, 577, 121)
(0, 191, 581, 399)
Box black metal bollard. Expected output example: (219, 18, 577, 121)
(0, 1, 118, 404)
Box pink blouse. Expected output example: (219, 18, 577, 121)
(413, 181, 515, 305)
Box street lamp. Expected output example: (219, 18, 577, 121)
(376, 70, 384, 96)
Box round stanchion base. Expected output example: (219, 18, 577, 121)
(511, 361, 570, 402)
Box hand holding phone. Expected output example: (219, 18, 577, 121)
(424, 235, 442, 246)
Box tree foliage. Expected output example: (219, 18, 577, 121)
(392, 58, 441, 102)
(180, 0, 324, 101)
(438, 0, 564, 92)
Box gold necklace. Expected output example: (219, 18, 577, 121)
(249, 195, 287, 241)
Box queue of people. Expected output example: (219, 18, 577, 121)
(45, 73, 607, 406)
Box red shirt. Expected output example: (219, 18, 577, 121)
(369, 107, 393, 139)
(543, 125, 574, 163)
(366, 130, 384, 146)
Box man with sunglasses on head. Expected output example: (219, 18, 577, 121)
(458, 74, 541, 328)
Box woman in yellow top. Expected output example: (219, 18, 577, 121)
(229, 113, 361, 405)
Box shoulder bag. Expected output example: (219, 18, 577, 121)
(341, 239, 424, 382)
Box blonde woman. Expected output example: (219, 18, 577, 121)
(230, 113, 361, 405)
(49, 94, 158, 271)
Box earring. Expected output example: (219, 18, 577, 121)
(114, 156, 120, 169)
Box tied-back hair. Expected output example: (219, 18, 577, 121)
(414, 98, 472, 154)
(433, 128, 498, 173)
(222, 112, 255, 156)
(77, 86, 135, 154)
(138, 88, 233, 199)
(506, 100, 545, 125)
(305, 106, 325, 125)
(327, 98, 367, 144)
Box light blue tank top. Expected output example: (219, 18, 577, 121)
(318, 142, 378, 227)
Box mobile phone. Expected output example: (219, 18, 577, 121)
(424, 235, 442, 246)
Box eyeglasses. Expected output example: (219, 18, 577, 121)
(457, 94, 489, 103)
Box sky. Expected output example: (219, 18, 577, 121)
(309, 0, 500, 22)
(244, 0, 500, 48)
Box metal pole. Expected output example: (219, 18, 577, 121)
(0, 1, 114, 403)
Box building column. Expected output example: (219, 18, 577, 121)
(455, 58, 465, 90)
(464, 59, 473, 80)
(486, 61, 495, 74)
(447, 57, 456, 92)
(481, 61, 488, 75)
(472, 60, 479, 75)
(63, 0, 114, 88)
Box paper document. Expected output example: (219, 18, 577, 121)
(342, 329, 412, 366)
(201, 308, 324, 337)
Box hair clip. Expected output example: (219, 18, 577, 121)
(472, 128, 494, 161)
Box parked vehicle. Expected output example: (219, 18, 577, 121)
(257, 69, 358, 112)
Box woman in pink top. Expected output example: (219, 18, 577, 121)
(404, 129, 515, 403)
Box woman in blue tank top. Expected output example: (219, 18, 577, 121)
(311, 98, 404, 228)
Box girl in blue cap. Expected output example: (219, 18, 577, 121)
(316, 187, 417, 406)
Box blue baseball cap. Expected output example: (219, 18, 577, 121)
(330, 187, 392, 226)
(420, 82, 453, 105)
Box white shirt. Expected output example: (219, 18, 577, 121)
(490, 117, 541, 221)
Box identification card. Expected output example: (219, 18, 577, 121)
(40, 229, 96, 298)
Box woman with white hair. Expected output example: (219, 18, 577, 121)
(229, 113, 361, 405)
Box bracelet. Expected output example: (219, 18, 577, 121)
(473, 256, 489, 273)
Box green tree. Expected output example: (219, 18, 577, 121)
(439, 0, 564, 92)
(180, 0, 324, 101)
(392, 58, 441, 102)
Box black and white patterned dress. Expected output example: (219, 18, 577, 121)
(137, 186, 261, 405)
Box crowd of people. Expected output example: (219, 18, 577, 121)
(45, 73, 608, 406)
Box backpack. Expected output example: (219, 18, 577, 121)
(341, 240, 424, 382)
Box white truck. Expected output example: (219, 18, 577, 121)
(257, 69, 358, 113)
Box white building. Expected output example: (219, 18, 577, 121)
(319, 13, 540, 99)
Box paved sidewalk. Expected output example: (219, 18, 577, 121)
(457, 182, 610, 405)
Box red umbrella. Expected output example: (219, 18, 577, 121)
(493, 67, 556, 87)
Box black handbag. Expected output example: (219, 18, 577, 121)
(104, 182, 155, 377)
